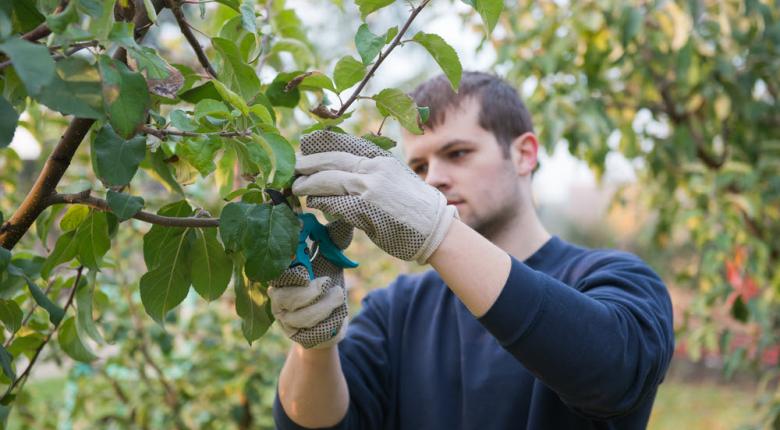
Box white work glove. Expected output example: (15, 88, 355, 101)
(267, 219, 352, 349)
(292, 130, 459, 264)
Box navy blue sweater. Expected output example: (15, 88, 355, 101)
(274, 236, 675, 429)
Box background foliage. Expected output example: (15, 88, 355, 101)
(0, 0, 778, 428)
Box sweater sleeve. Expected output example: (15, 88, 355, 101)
(274, 286, 396, 429)
(477, 252, 674, 419)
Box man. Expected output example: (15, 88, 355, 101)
(270, 71, 674, 429)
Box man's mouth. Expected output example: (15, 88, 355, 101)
(447, 200, 464, 206)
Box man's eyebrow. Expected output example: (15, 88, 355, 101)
(408, 139, 476, 165)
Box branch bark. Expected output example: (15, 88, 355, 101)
(141, 125, 251, 139)
(334, 0, 432, 117)
(44, 192, 220, 227)
(165, 0, 218, 78)
(0, 1, 164, 250)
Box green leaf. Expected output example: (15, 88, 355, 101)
(243, 203, 299, 281)
(76, 270, 104, 344)
(233, 256, 273, 344)
(0, 38, 56, 96)
(24, 276, 65, 325)
(227, 138, 271, 180)
(219, 202, 254, 253)
(35, 57, 105, 119)
(355, 24, 385, 64)
(139, 228, 194, 324)
(106, 190, 145, 221)
(40, 231, 78, 278)
(141, 149, 185, 195)
(91, 125, 147, 187)
(58, 317, 97, 362)
(190, 228, 233, 301)
(45, 1, 78, 34)
(142, 0, 157, 23)
(334, 56, 367, 92)
(179, 81, 224, 104)
(11, 0, 46, 32)
(176, 136, 222, 177)
(36, 204, 65, 248)
(465, 0, 503, 35)
(372, 88, 423, 134)
(143, 200, 194, 269)
(265, 79, 300, 108)
(0, 344, 14, 381)
(98, 55, 151, 138)
(384, 26, 399, 43)
(212, 37, 262, 101)
(128, 46, 171, 80)
(362, 133, 396, 150)
(412, 32, 462, 91)
(194, 99, 231, 122)
(170, 110, 198, 132)
(212, 79, 250, 115)
(240, 0, 257, 34)
(258, 132, 296, 188)
(354, 0, 394, 18)
(76, 0, 104, 17)
(87, 0, 115, 40)
(0, 299, 22, 334)
(0, 97, 18, 148)
(74, 211, 111, 271)
(60, 205, 90, 232)
(294, 71, 336, 93)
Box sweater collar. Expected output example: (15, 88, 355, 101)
(522, 236, 566, 271)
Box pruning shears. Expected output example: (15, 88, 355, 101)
(266, 189, 358, 279)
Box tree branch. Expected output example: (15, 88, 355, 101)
(0, 1, 164, 250)
(165, 0, 218, 78)
(1, 266, 83, 403)
(334, 0, 432, 117)
(141, 125, 251, 139)
(44, 192, 220, 228)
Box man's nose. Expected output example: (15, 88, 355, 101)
(424, 160, 451, 191)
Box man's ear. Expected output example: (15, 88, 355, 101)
(509, 132, 539, 176)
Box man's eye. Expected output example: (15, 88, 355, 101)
(413, 164, 427, 175)
(449, 150, 468, 159)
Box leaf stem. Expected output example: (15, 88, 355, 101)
(335, 0, 432, 117)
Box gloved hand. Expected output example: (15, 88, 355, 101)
(267, 219, 353, 349)
(292, 130, 458, 264)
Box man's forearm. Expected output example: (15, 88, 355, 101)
(428, 219, 511, 317)
(278, 344, 349, 428)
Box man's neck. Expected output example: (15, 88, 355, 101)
(487, 205, 551, 262)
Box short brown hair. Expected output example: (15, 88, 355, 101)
(409, 71, 534, 157)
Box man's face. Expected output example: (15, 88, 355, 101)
(402, 97, 525, 237)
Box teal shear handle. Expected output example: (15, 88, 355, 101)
(292, 213, 359, 279)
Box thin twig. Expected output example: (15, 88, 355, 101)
(166, 0, 218, 78)
(1, 266, 84, 402)
(335, 0, 432, 117)
(43, 192, 220, 228)
(141, 125, 252, 139)
(0, 40, 101, 73)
